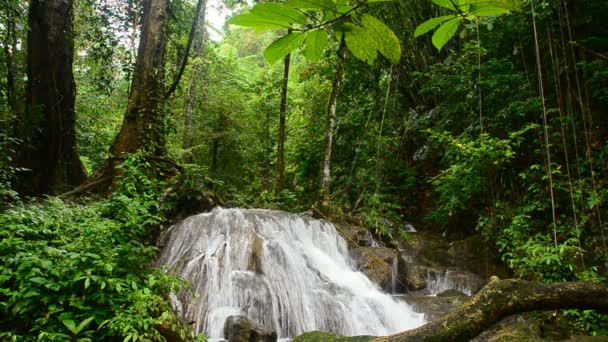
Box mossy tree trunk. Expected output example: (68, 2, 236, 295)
(373, 278, 608, 342)
(110, 0, 169, 159)
(15, 0, 86, 196)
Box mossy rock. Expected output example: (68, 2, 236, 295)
(293, 331, 375, 342)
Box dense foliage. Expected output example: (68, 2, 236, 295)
(1, 0, 607, 338)
(0, 156, 204, 341)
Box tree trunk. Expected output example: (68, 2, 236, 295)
(319, 39, 347, 212)
(183, 77, 196, 163)
(275, 51, 291, 196)
(182, 0, 208, 164)
(372, 277, 608, 342)
(110, 0, 169, 159)
(3, 1, 17, 111)
(15, 0, 86, 196)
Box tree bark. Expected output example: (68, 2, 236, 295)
(15, 0, 86, 196)
(164, 0, 206, 100)
(372, 277, 608, 342)
(2, 0, 17, 111)
(182, 0, 208, 163)
(110, 0, 169, 159)
(319, 39, 347, 212)
(275, 49, 291, 196)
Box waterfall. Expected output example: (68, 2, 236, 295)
(425, 268, 483, 296)
(157, 208, 425, 340)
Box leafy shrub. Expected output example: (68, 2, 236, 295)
(0, 155, 205, 341)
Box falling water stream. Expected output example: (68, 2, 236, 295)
(157, 208, 425, 340)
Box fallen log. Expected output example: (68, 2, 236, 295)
(373, 277, 608, 342)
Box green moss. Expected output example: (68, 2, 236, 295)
(293, 331, 376, 342)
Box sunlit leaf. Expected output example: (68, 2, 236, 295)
(251, 3, 308, 25)
(361, 14, 401, 64)
(264, 32, 306, 64)
(432, 17, 463, 51)
(414, 15, 455, 38)
(344, 24, 378, 65)
(227, 13, 291, 33)
(303, 30, 328, 62)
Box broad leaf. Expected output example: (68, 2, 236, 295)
(285, 0, 336, 10)
(344, 24, 378, 65)
(361, 14, 401, 64)
(460, 0, 522, 11)
(264, 32, 306, 64)
(470, 5, 511, 16)
(432, 17, 462, 51)
(432, 0, 457, 11)
(414, 15, 455, 38)
(303, 30, 328, 62)
(251, 3, 308, 25)
(227, 13, 291, 32)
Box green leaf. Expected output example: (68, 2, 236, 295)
(264, 32, 306, 64)
(303, 30, 328, 62)
(432, 17, 462, 51)
(285, 0, 336, 10)
(344, 24, 378, 65)
(414, 15, 455, 37)
(76, 317, 95, 334)
(250, 3, 308, 25)
(361, 14, 401, 64)
(432, 0, 457, 11)
(29, 277, 47, 285)
(62, 319, 78, 335)
(227, 13, 291, 33)
(470, 5, 511, 16)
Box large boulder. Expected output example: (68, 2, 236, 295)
(223, 315, 277, 342)
(350, 247, 398, 292)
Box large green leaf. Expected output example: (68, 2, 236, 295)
(460, 0, 522, 11)
(469, 5, 511, 16)
(303, 30, 328, 62)
(432, 17, 462, 51)
(264, 32, 306, 64)
(414, 15, 455, 38)
(285, 0, 336, 10)
(344, 24, 378, 65)
(432, 0, 457, 11)
(227, 13, 291, 32)
(361, 14, 401, 64)
(251, 3, 308, 25)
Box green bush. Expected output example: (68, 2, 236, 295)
(0, 155, 205, 341)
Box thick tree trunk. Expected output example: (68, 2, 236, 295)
(319, 40, 346, 212)
(275, 51, 291, 196)
(15, 0, 86, 196)
(373, 277, 608, 342)
(110, 0, 169, 159)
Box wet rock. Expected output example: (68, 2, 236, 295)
(293, 331, 375, 342)
(399, 293, 467, 321)
(399, 262, 428, 291)
(471, 315, 543, 342)
(350, 247, 397, 292)
(248, 233, 264, 274)
(436, 289, 467, 297)
(223, 315, 277, 342)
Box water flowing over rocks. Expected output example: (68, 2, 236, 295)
(157, 208, 425, 340)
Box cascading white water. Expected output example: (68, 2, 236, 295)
(157, 208, 425, 340)
(425, 268, 483, 296)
